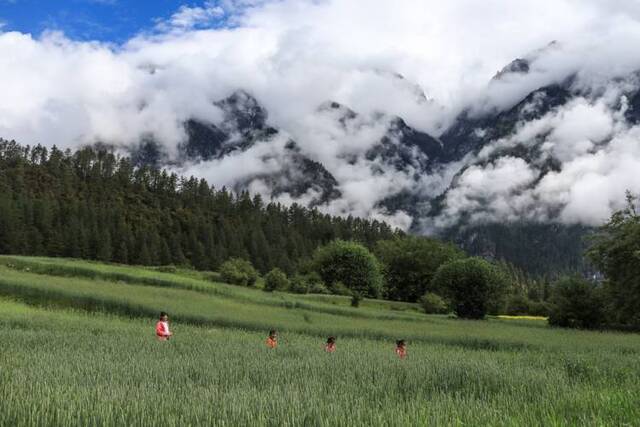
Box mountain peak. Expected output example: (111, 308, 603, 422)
(215, 90, 268, 134)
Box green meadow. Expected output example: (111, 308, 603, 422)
(0, 256, 639, 426)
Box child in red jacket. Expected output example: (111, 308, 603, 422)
(155, 312, 172, 341)
(266, 330, 278, 348)
(325, 336, 336, 353)
(395, 339, 407, 359)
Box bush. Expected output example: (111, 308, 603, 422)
(309, 281, 330, 294)
(219, 258, 259, 287)
(328, 281, 352, 296)
(264, 268, 290, 292)
(420, 292, 448, 314)
(351, 292, 362, 308)
(289, 274, 310, 294)
(431, 258, 507, 319)
(528, 300, 552, 317)
(548, 276, 604, 329)
(587, 193, 640, 328)
(312, 240, 384, 298)
(505, 294, 531, 316)
(375, 236, 464, 302)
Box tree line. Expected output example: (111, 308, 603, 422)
(0, 140, 398, 274)
(5, 139, 631, 327)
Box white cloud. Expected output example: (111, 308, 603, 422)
(435, 157, 540, 227)
(156, 1, 225, 32)
(2, 0, 640, 229)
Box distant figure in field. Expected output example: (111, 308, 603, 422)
(395, 340, 407, 359)
(325, 336, 336, 353)
(155, 312, 172, 341)
(266, 330, 278, 348)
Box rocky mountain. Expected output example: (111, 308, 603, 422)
(127, 54, 640, 277)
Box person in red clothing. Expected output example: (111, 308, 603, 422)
(155, 312, 172, 341)
(266, 330, 277, 348)
(395, 339, 407, 359)
(325, 336, 336, 353)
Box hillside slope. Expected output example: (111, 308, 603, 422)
(0, 256, 639, 426)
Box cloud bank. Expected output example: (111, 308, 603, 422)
(2, 0, 640, 230)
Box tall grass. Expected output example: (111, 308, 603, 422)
(0, 256, 422, 321)
(0, 262, 638, 352)
(1, 298, 639, 426)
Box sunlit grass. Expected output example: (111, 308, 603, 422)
(496, 315, 548, 321)
(1, 257, 639, 426)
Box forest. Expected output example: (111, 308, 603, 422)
(0, 139, 398, 274)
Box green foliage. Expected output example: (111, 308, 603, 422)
(527, 300, 552, 317)
(420, 292, 449, 314)
(2, 259, 640, 425)
(431, 258, 508, 319)
(264, 268, 290, 292)
(445, 222, 590, 278)
(289, 274, 310, 294)
(587, 192, 640, 328)
(328, 281, 352, 296)
(219, 258, 259, 287)
(505, 294, 531, 316)
(312, 240, 384, 298)
(351, 292, 362, 308)
(376, 236, 464, 302)
(309, 281, 330, 295)
(548, 276, 604, 329)
(0, 255, 421, 320)
(0, 140, 396, 274)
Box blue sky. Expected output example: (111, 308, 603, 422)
(0, 0, 222, 42)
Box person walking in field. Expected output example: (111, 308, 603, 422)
(395, 339, 407, 359)
(266, 330, 278, 348)
(156, 312, 173, 341)
(325, 336, 336, 353)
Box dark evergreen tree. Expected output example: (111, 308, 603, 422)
(0, 140, 398, 272)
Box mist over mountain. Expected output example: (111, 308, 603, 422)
(2, 0, 640, 275)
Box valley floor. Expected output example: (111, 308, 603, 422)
(0, 256, 638, 426)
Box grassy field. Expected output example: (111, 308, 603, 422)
(0, 256, 639, 426)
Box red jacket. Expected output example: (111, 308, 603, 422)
(156, 321, 171, 340)
(395, 346, 407, 359)
(325, 343, 336, 353)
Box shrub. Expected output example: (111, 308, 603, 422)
(351, 292, 362, 308)
(548, 276, 604, 329)
(289, 274, 310, 294)
(587, 193, 640, 328)
(528, 300, 552, 317)
(329, 281, 352, 296)
(309, 281, 330, 295)
(312, 240, 384, 298)
(431, 258, 507, 319)
(219, 258, 259, 287)
(375, 236, 464, 302)
(420, 292, 448, 314)
(505, 294, 531, 316)
(264, 268, 290, 292)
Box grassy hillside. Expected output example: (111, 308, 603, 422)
(1, 256, 639, 426)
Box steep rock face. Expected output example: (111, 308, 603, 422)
(625, 89, 640, 124)
(125, 56, 640, 277)
(131, 90, 341, 206)
(181, 90, 278, 161)
(318, 100, 444, 174)
(440, 83, 573, 161)
(238, 140, 342, 205)
(492, 58, 530, 81)
(366, 117, 444, 172)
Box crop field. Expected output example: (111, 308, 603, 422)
(0, 256, 639, 426)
